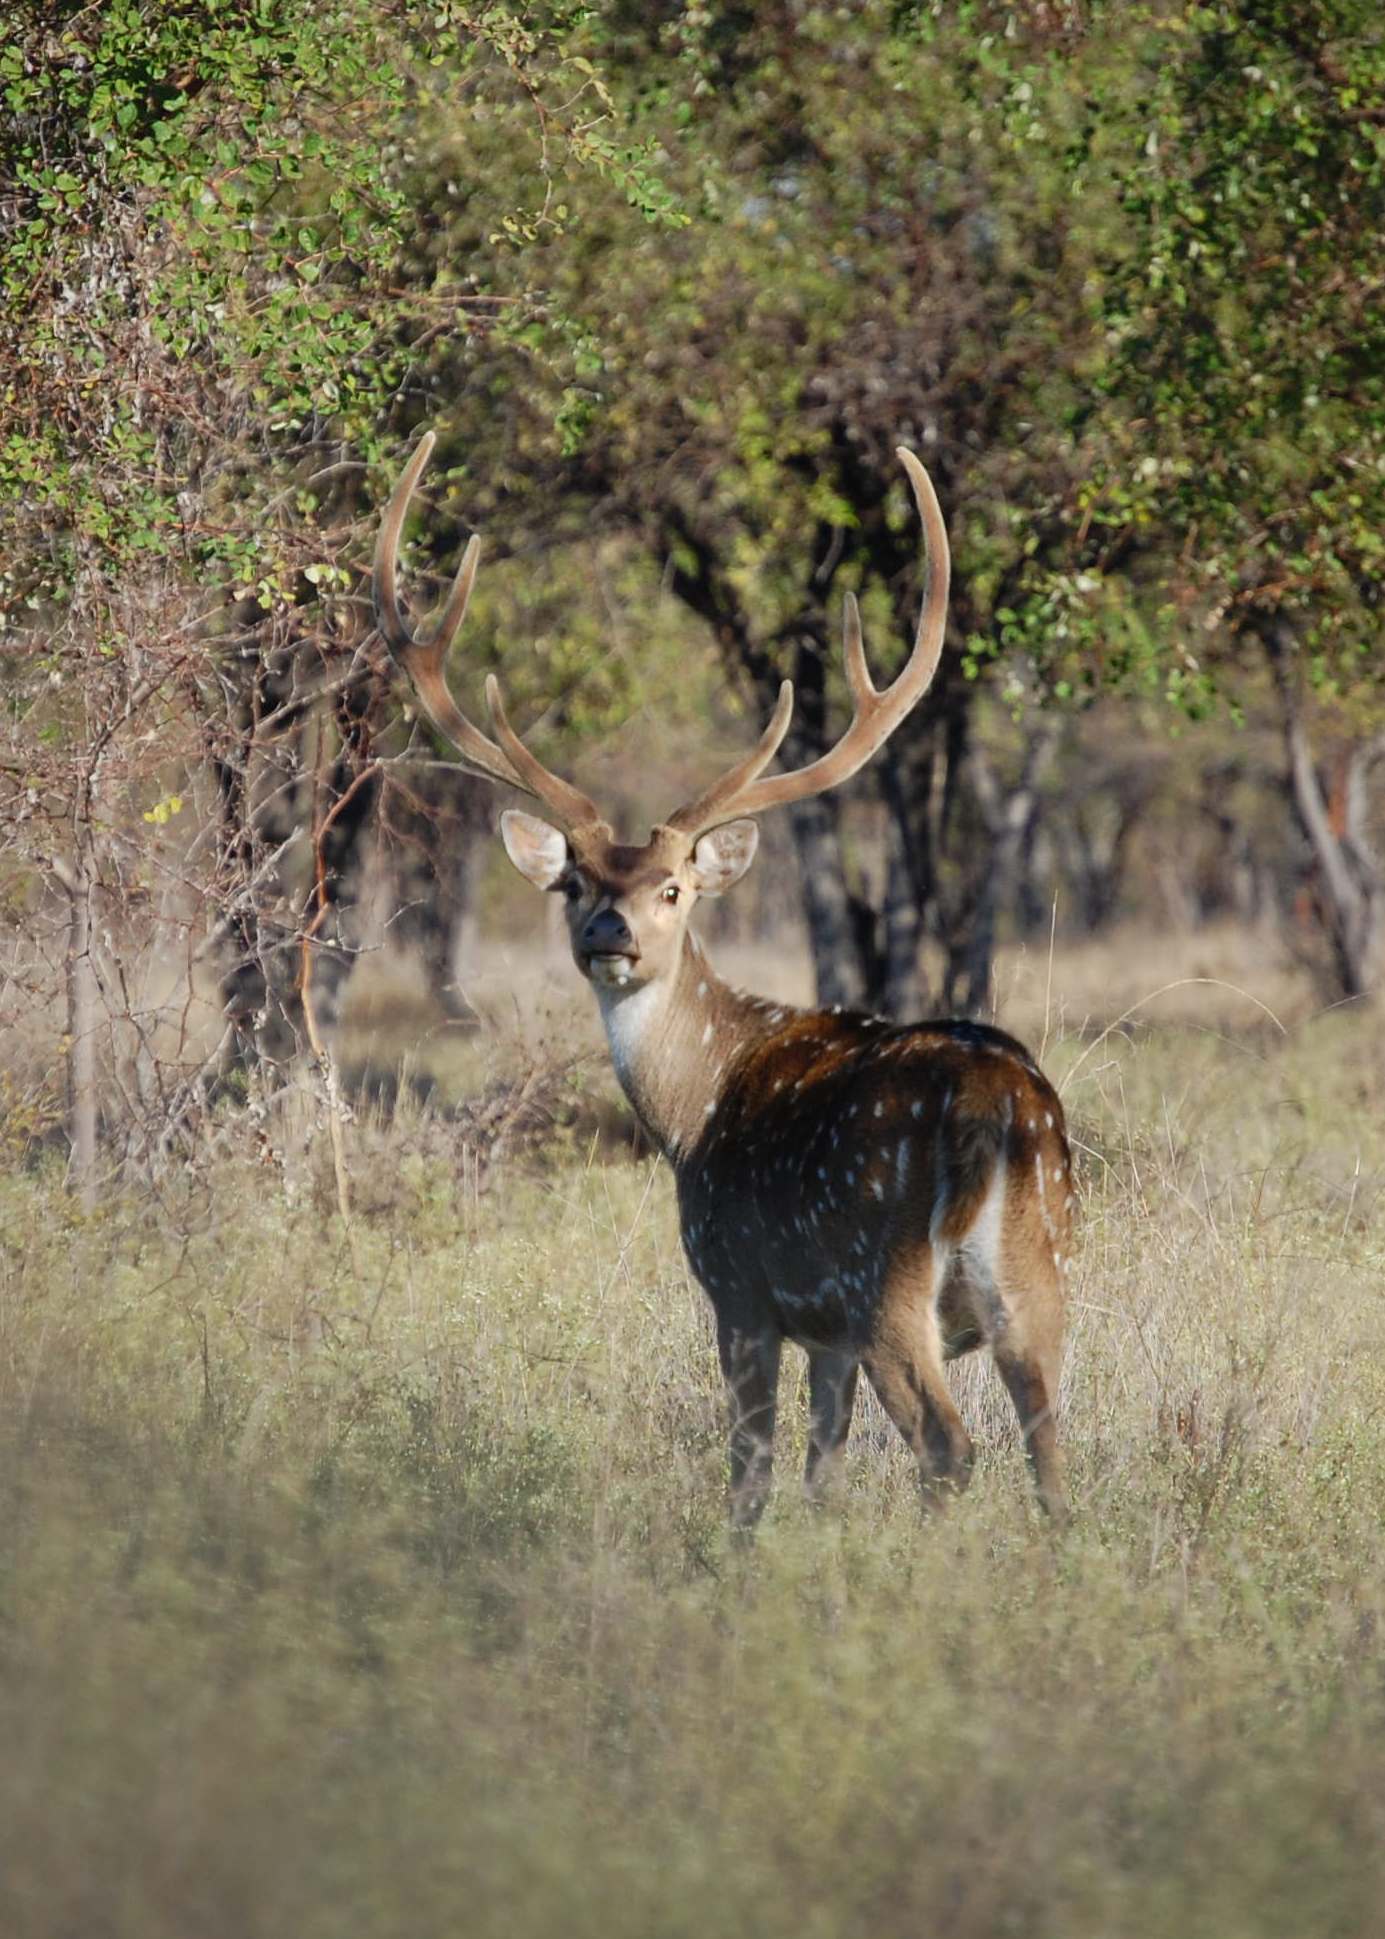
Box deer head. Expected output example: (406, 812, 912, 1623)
(372, 432, 950, 998)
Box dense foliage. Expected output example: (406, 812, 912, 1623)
(1084, 1, 1384, 699)
(5, 2, 1378, 740)
(0, 0, 678, 610)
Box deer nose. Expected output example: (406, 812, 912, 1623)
(581, 907, 635, 955)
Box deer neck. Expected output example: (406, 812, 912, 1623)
(592, 934, 770, 1165)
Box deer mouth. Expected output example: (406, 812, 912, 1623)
(585, 950, 641, 989)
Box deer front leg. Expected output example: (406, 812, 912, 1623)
(804, 1348, 859, 1505)
(716, 1319, 781, 1534)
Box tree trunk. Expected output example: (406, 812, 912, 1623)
(879, 738, 933, 1018)
(942, 718, 1057, 1016)
(778, 626, 874, 1007)
(786, 793, 870, 1007)
(1265, 621, 1384, 1002)
(1284, 721, 1383, 999)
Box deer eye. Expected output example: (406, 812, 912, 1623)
(660, 883, 681, 906)
(563, 876, 584, 901)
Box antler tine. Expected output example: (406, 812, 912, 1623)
(660, 681, 795, 839)
(483, 674, 610, 829)
(372, 432, 602, 830)
(665, 446, 950, 840)
(373, 432, 433, 652)
(841, 591, 874, 706)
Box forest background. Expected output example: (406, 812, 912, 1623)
(2, 0, 1382, 1171)
(1, 6, 1384, 1936)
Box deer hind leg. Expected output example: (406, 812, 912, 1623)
(950, 1159, 1068, 1522)
(717, 1321, 782, 1534)
(862, 1268, 974, 1510)
(993, 1334, 1066, 1521)
(804, 1349, 860, 1505)
(987, 1239, 1067, 1522)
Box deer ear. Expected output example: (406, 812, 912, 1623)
(689, 818, 759, 896)
(500, 809, 571, 890)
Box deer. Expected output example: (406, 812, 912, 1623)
(372, 432, 1073, 1529)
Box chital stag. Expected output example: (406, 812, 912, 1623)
(374, 434, 1072, 1527)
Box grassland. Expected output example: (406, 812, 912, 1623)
(2, 927, 1384, 1939)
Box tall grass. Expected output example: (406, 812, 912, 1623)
(2, 973, 1383, 1938)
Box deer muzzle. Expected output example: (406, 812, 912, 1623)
(579, 906, 640, 984)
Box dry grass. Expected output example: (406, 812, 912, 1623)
(1, 927, 1383, 1937)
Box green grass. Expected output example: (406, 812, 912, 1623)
(2, 994, 1384, 1938)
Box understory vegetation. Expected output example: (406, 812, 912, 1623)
(3, 937, 1383, 1939)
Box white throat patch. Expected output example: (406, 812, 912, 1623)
(596, 977, 669, 1094)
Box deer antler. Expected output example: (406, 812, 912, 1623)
(664, 449, 950, 840)
(373, 433, 603, 832)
